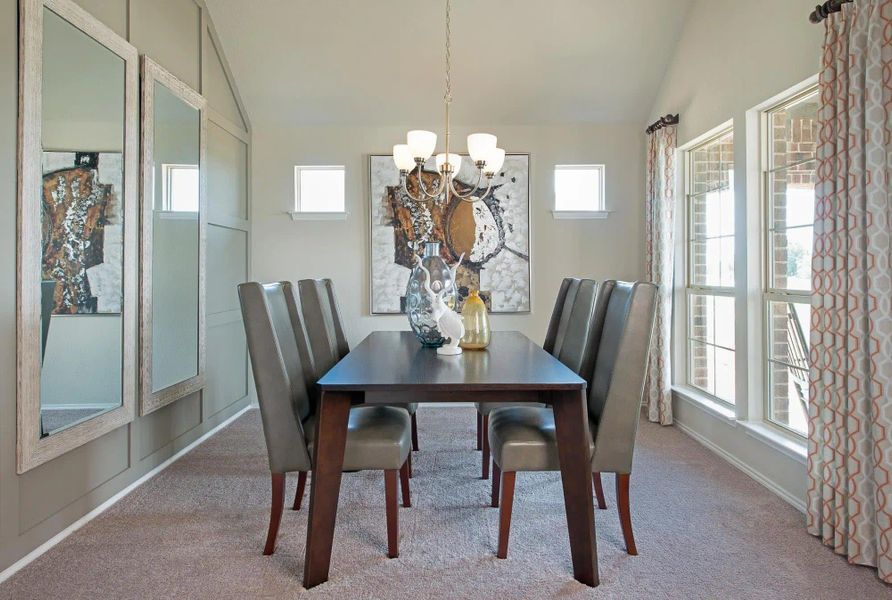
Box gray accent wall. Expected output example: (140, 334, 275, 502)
(0, 0, 252, 573)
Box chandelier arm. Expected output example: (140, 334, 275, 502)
(448, 167, 488, 199)
(458, 177, 493, 204)
(413, 162, 447, 200)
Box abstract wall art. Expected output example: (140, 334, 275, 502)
(41, 151, 123, 314)
(370, 153, 531, 314)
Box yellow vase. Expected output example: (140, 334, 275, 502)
(460, 290, 491, 350)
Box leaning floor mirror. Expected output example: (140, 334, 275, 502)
(139, 57, 207, 415)
(17, 0, 139, 473)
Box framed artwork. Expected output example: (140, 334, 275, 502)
(369, 153, 531, 314)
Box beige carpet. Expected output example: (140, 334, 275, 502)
(1, 407, 888, 599)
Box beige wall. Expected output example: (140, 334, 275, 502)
(0, 0, 251, 573)
(647, 0, 823, 509)
(250, 123, 645, 346)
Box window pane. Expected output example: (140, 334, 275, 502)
(714, 347, 736, 403)
(554, 166, 603, 211)
(768, 361, 809, 434)
(689, 294, 714, 344)
(690, 236, 734, 287)
(769, 162, 815, 229)
(769, 93, 819, 170)
(714, 296, 735, 349)
(690, 131, 734, 194)
(297, 167, 345, 212)
(771, 226, 812, 290)
(767, 301, 810, 367)
(163, 165, 199, 212)
(689, 340, 715, 397)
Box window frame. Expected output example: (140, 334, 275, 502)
(683, 127, 736, 408)
(759, 85, 819, 437)
(551, 164, 608, 219)
(291, 164, 347, 220)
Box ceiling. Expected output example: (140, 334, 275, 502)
(205, 0, 693, 127)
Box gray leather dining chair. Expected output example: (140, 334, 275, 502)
(487, 281, 657, 559)
(238, 281, 412, 559)
(476, 278, 612, 480)
(298, 279, 421, 465)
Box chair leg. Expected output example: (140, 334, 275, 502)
(481, 414, 490, 480)
(497, 471, 516, 559)
(476, 412, 483, 450)
(407, 451, 413, 479)
(264, 472, 285, 556)
(491, 462, 501, 507)
(292, 471, 307, 511)
(593, 472, 607, 510)
(411, 413, 419, 452)
(616, 473, 637, 555)
(384, 470, 399, 558)
(399, 459, 411, 508)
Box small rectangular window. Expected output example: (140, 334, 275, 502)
(553, 164, 607, 218)
(162, 164, 199, 212)
(292, 165, 346, 218)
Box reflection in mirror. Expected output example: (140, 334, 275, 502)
(39, 6, 126, 436)
(150, 82, 200, 392)
(140, 57, 206, 415)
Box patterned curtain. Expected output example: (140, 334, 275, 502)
(807, 0, 892, 583)
(644, 124, 677, 425)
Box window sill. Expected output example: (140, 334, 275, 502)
(287, 211, 348, 221)
(738, 421, 807, 464)
(551, 210, 611, 220)
(671, 385, 736, 421)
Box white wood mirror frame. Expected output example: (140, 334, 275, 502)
(139, 57, 207, 415)
(17, 0, 138, 473)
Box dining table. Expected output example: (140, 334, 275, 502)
(302, 330, 598, 588)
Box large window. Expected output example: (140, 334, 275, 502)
(685, 129, 735, 405)
(762, 88, 818, 435)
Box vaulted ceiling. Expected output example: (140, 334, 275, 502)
(205, 0, 693, 127)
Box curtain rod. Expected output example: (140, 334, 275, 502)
(809, 0, 854, 23)
(646, 114, 679, 135)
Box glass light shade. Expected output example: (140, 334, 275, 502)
(393, 144, 415, 170)
(467, 133, 497, 163)
(435, 152, 462, 172)
(460, 290, 491, 350)
(407, 130, 437, 160)
(484, 148, 506, 175)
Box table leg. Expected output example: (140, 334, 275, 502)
(552, 389, 599, 587)
(302, 391, 352, 588)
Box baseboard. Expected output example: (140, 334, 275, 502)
(0, 404, 253, 585)
(41, 404, 119, 411)
(675, 420, 807, 513)
(419, 402, 474, 408)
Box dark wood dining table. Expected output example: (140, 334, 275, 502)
(303, 330, 598, 588)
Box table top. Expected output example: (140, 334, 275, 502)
(317, 331, 586, 392)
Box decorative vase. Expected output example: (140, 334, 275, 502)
(405, 242, 457, 347)
(460, 290, 491, 350)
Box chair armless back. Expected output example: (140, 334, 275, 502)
(588, 282, 658, 474)
(554, 280, 615, 386)
(238, 282, 313, 474)
(543, 277, 577, 354)
(298, 278, 349, 380)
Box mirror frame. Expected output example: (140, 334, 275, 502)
(17, 0, 139, 473)
(139, 57, 208, 415)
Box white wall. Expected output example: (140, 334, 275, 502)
(648, 0, 824, 510)
(250, 123, 645, 345)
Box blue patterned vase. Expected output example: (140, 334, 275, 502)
(405, 242, 457, 347)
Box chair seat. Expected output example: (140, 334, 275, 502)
(476, 401, 545, 416)
(488, 406, 594, 472)
(305, 405, 411, 471)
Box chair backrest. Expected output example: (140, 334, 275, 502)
(298, 278, 349, 380)
(238, 282, 313, 474)
(543, 278, 577, 355)
(588, 281, 658, 474)
(553, 280, 615, 385)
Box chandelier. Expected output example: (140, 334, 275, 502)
(392, 0, 505, 205)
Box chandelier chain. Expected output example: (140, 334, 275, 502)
(444, 0, 452, 105)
